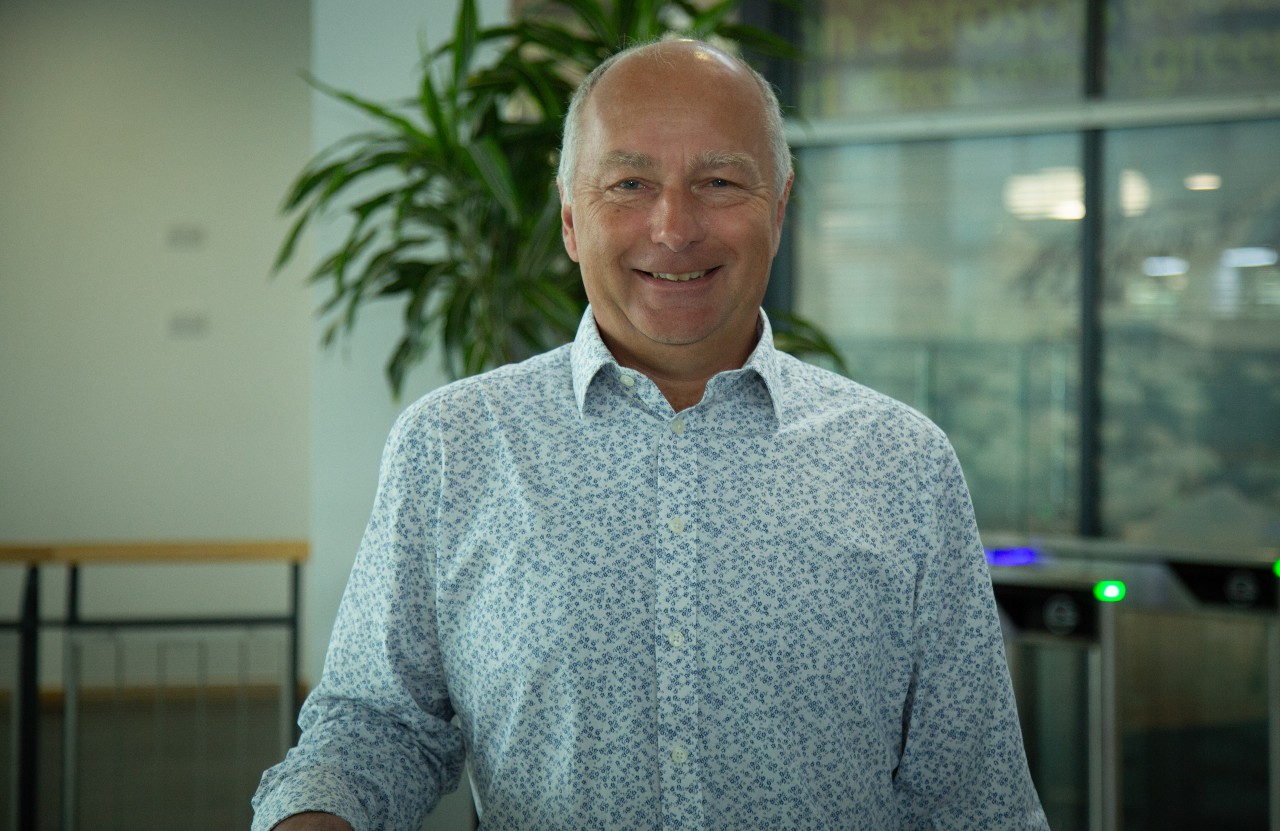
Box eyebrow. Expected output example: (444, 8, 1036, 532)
(694, 151, 761, 178)
(599, 150, 762, 180)
(600, 151, 655, 172)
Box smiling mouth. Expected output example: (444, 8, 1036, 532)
(644, 268, 713, 283)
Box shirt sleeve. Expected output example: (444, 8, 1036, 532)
(892, 432, 1049, 830)
(252, 406, 466, 831)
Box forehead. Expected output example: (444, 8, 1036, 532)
(579, 46, 770, 164)
(589, 44, 762, 113)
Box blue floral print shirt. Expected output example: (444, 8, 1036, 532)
(253, 309, 1048, 831)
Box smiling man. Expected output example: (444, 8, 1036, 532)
(253, 39, 1048, 831)
(559, 42, 791, 411)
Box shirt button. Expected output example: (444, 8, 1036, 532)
(670, 417, 686, 436)
(671, 746, 689, 765)
(620, 373, 635, 388)
(667, 629, 686, 648)
(667, 516, 687, 534)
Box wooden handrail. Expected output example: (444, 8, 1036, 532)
(0, 540, 308, 565)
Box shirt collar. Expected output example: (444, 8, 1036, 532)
(569, 310, 618, 415)
(569, 307, 788, 427)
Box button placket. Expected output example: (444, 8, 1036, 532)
(653, 406, 703, 823)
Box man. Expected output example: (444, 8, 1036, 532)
(253, 38, 1048, 830)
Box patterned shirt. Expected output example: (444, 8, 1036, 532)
(253, 310, 1047, 831)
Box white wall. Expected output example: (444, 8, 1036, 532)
(0, 0, 312, 613)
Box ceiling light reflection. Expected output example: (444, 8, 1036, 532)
(1143, 256, 1189, 277)
(1004, 167, 1082, 221)
(1121, 170, 1151, 217)
(1003, 168, 1149, 220)
(1184, 173, 1222, 191)
(1221, 247, 1279, 268)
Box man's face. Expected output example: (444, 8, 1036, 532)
(560, 44, 792, 374)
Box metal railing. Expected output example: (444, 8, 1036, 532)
(1, 541, 306, 831)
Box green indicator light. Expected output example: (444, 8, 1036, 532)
(1094, 580, 1126, 602)
(1274, 559, 1280, 579)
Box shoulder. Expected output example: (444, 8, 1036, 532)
(391, 345, 575, 439)
(773, 352, 946, 448)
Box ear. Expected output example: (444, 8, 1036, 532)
(771, 172, 794, 256)
(558, 179, 581, 263)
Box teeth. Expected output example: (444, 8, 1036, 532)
(651, 270, 707, 282)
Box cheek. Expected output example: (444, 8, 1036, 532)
(576, 214, 635, 262)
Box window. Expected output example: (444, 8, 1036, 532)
(1101, 120, 1280, 552)
(801, 0, 1085, 116)
(794, 135, 1082, 534)
(1107, 0, 1280, 100)
(786, 0, 1280, 551)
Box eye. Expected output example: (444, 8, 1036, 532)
(614, 178, 644, 191)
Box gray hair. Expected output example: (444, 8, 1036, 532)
(557, 38, 793, 203)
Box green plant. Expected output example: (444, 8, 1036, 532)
(277, 0, 839, 397)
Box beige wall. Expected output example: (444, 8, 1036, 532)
(0, 0, 313, 544)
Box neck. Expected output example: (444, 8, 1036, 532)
(642, 371, 713, 412)
(604, 330, 759, 413)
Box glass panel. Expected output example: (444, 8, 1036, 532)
(1101, 119, 1280, 554)
(1009, 639, 1091, 831)
(793, 134, 1081, 535)
(1107, 0, 1280, 100)
(800, 0, 1085, 118)
(1116, 610, 1271, 829)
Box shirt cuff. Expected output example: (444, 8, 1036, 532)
(251, 767, 366, 831)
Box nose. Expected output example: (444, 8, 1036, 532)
(650, 187, 705, 252)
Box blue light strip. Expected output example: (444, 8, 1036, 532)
(985, 547, 1040, 567)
